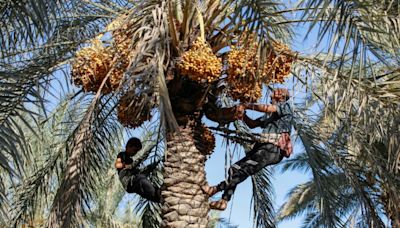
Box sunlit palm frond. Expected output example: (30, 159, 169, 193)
(208, 210, 239, 228)
(285, 71, 392, 226)
(278, 171, 362, 228)
(86, 164, 125, 227)
(8, 92, 84, 226)
(251, 168, 276, 228)
(300, 0, 400, 64)
(299, 112, 388, 224)
(47, 92, 124, 227)
(233, 0, 294, 42)
(0, 2, 123, 177)
(278, 181, 315, 222)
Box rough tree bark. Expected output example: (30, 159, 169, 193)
(161, 124, 210, 228)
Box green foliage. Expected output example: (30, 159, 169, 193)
(1, 0, 400, 227)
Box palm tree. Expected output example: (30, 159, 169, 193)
(277, 63, 400, 227)
(1, 0, 399, 227)
(2, 1, 294, 227)
(275, 0, 400, 226)
(277, 118, 385, 227)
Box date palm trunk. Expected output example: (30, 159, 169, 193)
(161, 124, 210, 227)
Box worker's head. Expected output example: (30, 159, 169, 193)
(271, 88, 290, 103)
(125, 137, 142, 156)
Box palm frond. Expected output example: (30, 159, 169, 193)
(251, 168, 276, 228)
(279, 152, 311, 174)
(300, 0, 400, 58)
(86, 161, 125, 227)
(0, 0, 62, 52)
(208, 211, 239, 228)
(8, 92, 84, 226)
(0, 3, 120, 177)
(232, 0, 294, 42)
(47, 92, 124, 227)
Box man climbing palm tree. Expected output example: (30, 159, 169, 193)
(115, 137, 162, 203)
(202, 88, 293, 210)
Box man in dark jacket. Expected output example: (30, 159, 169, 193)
(202, 88, 293, 210)
(115, 137, 161, 203)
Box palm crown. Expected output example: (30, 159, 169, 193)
(1, 0, 399, 227)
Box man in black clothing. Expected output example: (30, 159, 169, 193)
(202, 88, 293, 210)
(115, 137, 161, 203)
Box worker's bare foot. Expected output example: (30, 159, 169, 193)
(209, 199, 228, 211)
(201, 185, 218, 197)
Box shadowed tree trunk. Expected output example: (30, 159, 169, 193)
(161, 123, 210, 227)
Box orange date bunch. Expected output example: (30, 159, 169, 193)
(264, 41, 295, 83)
(226, 38, 262, 103)
(193, 123, 215, 155)
(226, 36, 294, 102)
(112, 23, 132, 68)
(117, 92, 152, 129)
(177, 37, 222, 83)
(71, 40, 125, 93)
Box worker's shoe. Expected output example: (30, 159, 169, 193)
(209, 199, 228, 211)
(201, 185, 219, 197)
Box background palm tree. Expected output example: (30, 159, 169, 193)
(1, 0, 399, 227)
(272, 0, 400, 226)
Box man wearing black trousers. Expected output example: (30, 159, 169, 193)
(115, 137, 162, 203)
(202, 88, 293, 210)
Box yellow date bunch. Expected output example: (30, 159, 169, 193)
(71, 40, 126, 94)
(112, 23, 132, 69)
(265, 41, 295, 83)
(226, 38, 263, 102)
(193, 123, 215, 155)
(226, 35, 294, 102)
(177, 38, 222, 83)
(117, 92, 153, 129)
(228, 79, 263, 103)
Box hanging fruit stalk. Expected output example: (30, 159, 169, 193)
(177, 37, 222, 84)
(263, 41, 295, 84)
(71, 40, 114, 93)
(226, 38, 262, 103)
(117, 92, 153, 128)
(71, 15, 136, 94)
(226, 35, 294, 103)
(193, 123, 216, 155)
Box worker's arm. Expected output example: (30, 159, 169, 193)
(140, 161, 159, 176)
(140, 157, 164, 176)
(114, 158, 124, 169)
(242, 113, 263, 129)
(242, 103, 277, 113)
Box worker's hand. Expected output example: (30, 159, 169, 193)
(234, 105, 245, 120)
(124, 164, 133, 169)
(115, 158, 124, 169)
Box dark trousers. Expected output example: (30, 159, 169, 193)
(122, 173, 161, 203)
(217, 143, 283, 201)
